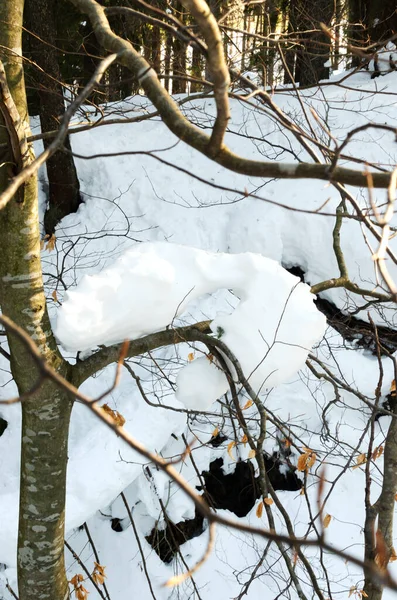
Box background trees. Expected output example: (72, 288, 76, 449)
(0, 1, 397, 599)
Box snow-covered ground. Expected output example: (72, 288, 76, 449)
(1, 64, 397, 599)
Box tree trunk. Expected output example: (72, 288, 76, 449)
(172, 2, 187, 94)
(24, 0, 82, 235)
(0, 2, 73, 598)
(286, 0, 333, 86)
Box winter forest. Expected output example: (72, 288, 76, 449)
(0, 1, 397, 599)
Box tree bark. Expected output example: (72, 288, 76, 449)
(24, 0, 82, 235)
(286, 0, 333, 86)
(172, 2, 187, 93)
(0, 2, 73, 598)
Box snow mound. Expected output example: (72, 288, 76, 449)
(56, 242, 326, 390)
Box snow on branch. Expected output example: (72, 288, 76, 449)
(56, 243, 326, 407)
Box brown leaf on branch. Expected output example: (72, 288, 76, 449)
(92, 561, 106, 585)
(371, 445, 384, 461)
(297, 448, 316, 472)
(102, 404, 126, 427)
(227, 440, 236, 461)
(323, 513, 332, 529)
(352, 453, 367, 469)
(76, 586, 89, 600)
(242, 399, 253, 410)
(45, 233, 56, 252)
(69, 574, 84, 586)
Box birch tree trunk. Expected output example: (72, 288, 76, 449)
(0, 2, 73, 598)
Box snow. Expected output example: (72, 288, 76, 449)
(55, 242, 325, 395)
(1, 62, 397, 599)
(175, 356, 229, 410)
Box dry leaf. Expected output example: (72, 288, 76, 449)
(241, 434, 248, 446)
(206, 353, 214, 363)
(256, 501, 263, 518)
(283, 437, 292, 448)
(264, 497, 273, 505)
(102, 404, 125, 427)
(76, 586, 89, 600)
(297, 449, 316, 472)
(348, 586, 356, 598)
(211, 427, 219, 438)
(248, 449, 256, 459)
(391, 379, 396, 396)
(94, 562, 106, 576)
(114, 411, 126, 427)
(227, 441, 236, 461)
(45, 234, 56, 252)
(242, 399, 253, 410)
(92, 562, 106, 585)
(375, 529, 388, 570)
(390, 547, 397, 563)
(323, 513, 332, 529)
(352, 453, 367, 470)
(52, 289, 58, 303)
(371, 445, 384, 461)
(70, 574, 84, 586)
(187, 352, 194, 362)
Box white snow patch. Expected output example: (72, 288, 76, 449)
(175, 356, 229, 410)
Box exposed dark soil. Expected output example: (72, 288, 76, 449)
(144, 451, 301, 563)
(0, 418, 7, 437)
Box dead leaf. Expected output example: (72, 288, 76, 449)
(242, 399, 253, 410)
(391, 379, 396, 396)
(256, 501, 263, 518)
(92, 562, 106, 585)
(371, 445, 384, 461)
(248, 449, 256, 459)
(206, 353, 214, 362)
(390, 547, 397, 562)
(69, 574, 84, 586)
(297, 449, 316, 472)
(264, 497, 273, 505)
(45, 234, 56, 252)
(375, 529, 388, 570)
(323, 513, 332, 529)
(187, 352, 194, 362)
(76, 586, 89, 600)
(102, 404, 125, 427)
(52, 289, 58, 303)
(211, 427, 219, 438)
(241, 434, 248, 446)
(348, 585, 356, 598)
(352, 453, 367, 470)
(227, 441, 236, 461)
